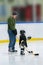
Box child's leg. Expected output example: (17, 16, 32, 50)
(20, 44, 25, 55)
(20, 46, 25, 55)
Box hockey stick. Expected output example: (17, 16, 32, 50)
(26, 37, 39, 56)
(25, 47, 39, 56)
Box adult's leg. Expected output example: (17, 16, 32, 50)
(8, 30, 15, 51)
(12, 34, 16, 50)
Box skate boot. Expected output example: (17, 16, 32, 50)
(12, 47, 17, 52)
(20, 51, 25, 55)
(20, 47, 25, 55)
(8, 47, 17, 52)
(8, 47, 14, 52)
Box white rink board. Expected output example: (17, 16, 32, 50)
(0, 23, 43, 40)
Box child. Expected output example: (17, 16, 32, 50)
(19, 30, 33, 55)
(19, 30, 28, 55)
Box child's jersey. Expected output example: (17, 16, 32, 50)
(19, 34, 27, 47)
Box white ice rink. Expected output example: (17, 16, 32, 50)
(0, 41, 43, 65)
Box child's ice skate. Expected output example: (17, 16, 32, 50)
(20, 51, 25, 55)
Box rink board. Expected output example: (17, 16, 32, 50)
(0, 22, 43, 43)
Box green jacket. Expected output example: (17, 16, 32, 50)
(8, 16, 16, 30)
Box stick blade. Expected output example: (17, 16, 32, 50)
(34, 53, 39, 56)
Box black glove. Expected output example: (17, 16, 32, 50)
(12, 29, 17, 35)
(27, 36, 31, 40)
